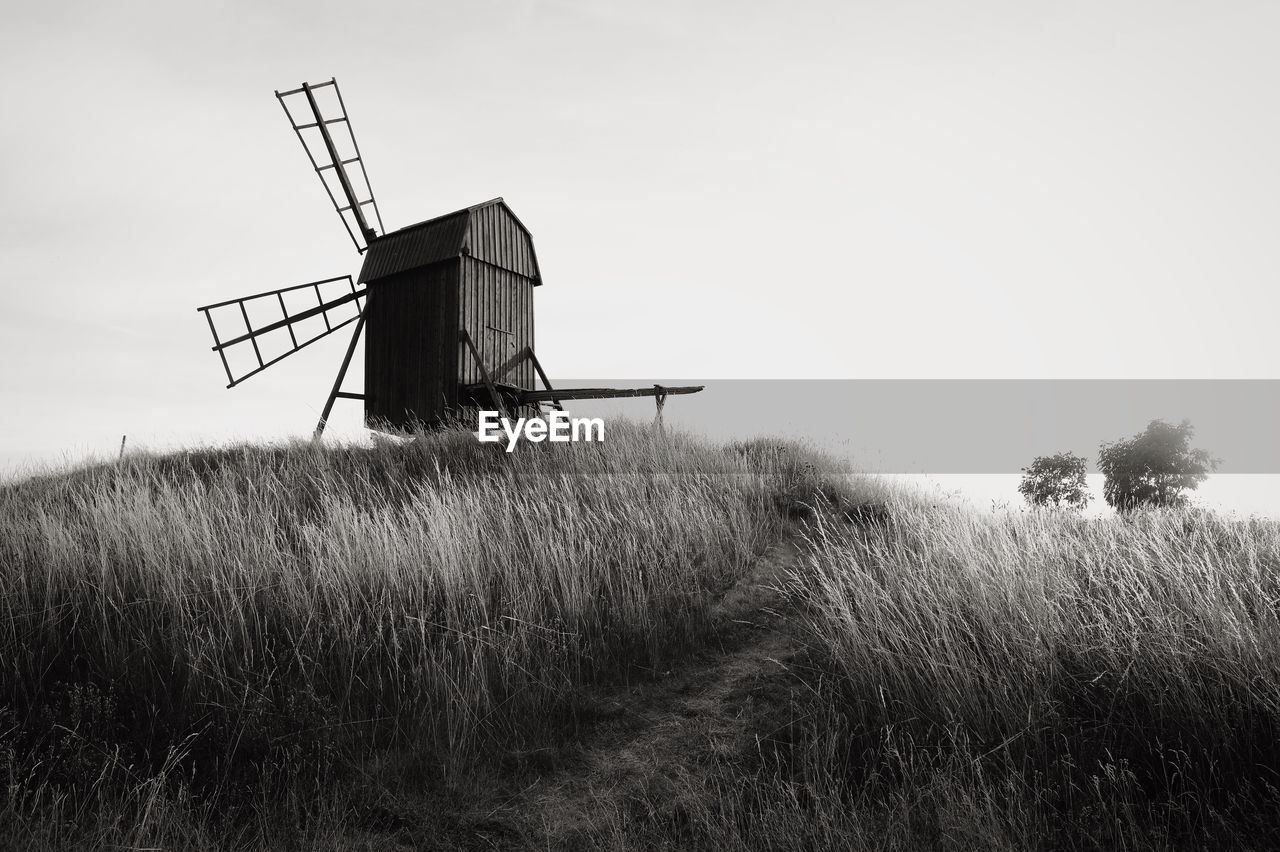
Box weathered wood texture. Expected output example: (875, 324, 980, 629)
(357, 199, 540, 285)
(362, 261, 459, 428)
(464, 201, 540, 280)
(458, 258, 535, 391)
(357, 211, 469, 284)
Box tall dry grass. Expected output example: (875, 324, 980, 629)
(0, 423, 832, 848)
(9, 422, 1277, 849)
(566, 497, 1280, 850)
(774, 497, 1280, 847)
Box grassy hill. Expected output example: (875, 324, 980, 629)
(2, 424, 1279, 850)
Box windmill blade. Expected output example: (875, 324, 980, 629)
(276, 79, 385, 253)
(196, 276, 366, 388)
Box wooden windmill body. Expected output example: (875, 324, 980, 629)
(196, 79, 700, 436)
(361, 199, 541, 430)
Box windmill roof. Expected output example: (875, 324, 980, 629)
(357, 198, 542, 285)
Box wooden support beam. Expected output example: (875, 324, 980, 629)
(489, 347, 529, 384)
(517, 385, 703, 404)
(314, 313, 365, 440)
(461, 330, 512, 420)
(525, 347, 563, 411)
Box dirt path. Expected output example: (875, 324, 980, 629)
(486, 531, 811, 849)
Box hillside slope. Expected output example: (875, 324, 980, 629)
(3, 426, 1280, 850)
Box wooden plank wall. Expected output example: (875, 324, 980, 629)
(466, 203, 540, 280)
(363, 261, 459, 430)
(458, 257, 535, 392)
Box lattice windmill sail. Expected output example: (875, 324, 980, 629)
(197, 79, 702, 438)
(276, 80, 383, 253)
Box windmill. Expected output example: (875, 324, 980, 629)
(196, 79, 702, 438)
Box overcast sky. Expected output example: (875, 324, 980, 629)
(2, 0, 1278, 478)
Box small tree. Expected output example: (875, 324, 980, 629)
(1018, 451, 1091, 510)
(1097, 418, 1217, 511)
